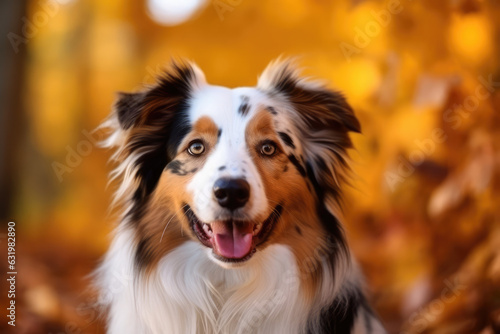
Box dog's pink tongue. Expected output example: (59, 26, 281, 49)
(211, 222, 253, 259)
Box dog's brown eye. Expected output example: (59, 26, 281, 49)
(260, 142, 276, 156)
(188, 141, 205, 156)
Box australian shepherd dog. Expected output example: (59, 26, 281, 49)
(95, 59, 386, 334)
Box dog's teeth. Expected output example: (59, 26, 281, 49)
(253, 224, 261, 235)
(203, 224, 213, 236)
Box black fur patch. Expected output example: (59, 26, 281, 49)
(134, 236, 153, 273)
(315, 156, 327, 171)
(164, 161, 198, 176)
(217, 128, 222, 140)
(165, 160, 186, 175)
(238, 96, 251, 116)
(307, 288, 368, 333)
(278, 132, 295, 149)
(288, 154, 306, 177)
(115, 92, 146, 129)
(218, 166, 226, 171)
(266, 106, 278, 115)
(305, 161, 346, 250)
(295, 225, 302, 235)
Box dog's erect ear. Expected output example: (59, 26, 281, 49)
(258, 59, 360, 213)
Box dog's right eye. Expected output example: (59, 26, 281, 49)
(260, 141, 277, 156)
(188, 141, 205, 156)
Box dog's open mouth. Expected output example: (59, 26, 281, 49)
(183, 205, 282, 263)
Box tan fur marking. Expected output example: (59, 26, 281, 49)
(178, 116, 219, 153)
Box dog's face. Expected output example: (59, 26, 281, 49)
(160, 85, 313, 266)
(108, 60, 360, 271)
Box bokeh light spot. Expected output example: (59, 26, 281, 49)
(147, 0, 207, 26)
(449, 14, 492, 65)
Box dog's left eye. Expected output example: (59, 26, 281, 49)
(188, 141, 205, 156)
(260, 142, 277, 156)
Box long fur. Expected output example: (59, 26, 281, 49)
(95, 59, 386, 334)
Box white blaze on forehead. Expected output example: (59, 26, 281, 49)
(186, 85, 270, 222)
(188, 85, 267, 131)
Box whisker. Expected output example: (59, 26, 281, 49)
(159, 204, 189, 243)
(266, 199, 307, 226)
(266, 199, 288, 215)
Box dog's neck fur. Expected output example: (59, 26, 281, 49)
(97, 228, 361, 334)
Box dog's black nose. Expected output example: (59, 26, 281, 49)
(213, 178, 250, 210)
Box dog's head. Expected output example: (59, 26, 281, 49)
(105, 59, 360, 271)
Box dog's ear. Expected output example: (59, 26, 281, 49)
(114, 91, 147, 130)
(113, 61, 206, 131)
(102, 61, 206, 207)
(258, 59, 360, 134)
(258, 59, 360, 212)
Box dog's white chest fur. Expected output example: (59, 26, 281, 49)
(100, 230, 310, 334)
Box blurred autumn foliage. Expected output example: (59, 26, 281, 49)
(1, 0, 500, 333)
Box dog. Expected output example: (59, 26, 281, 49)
(95, 59, 386, 334)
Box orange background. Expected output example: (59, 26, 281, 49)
(1, 0, 500, 333)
